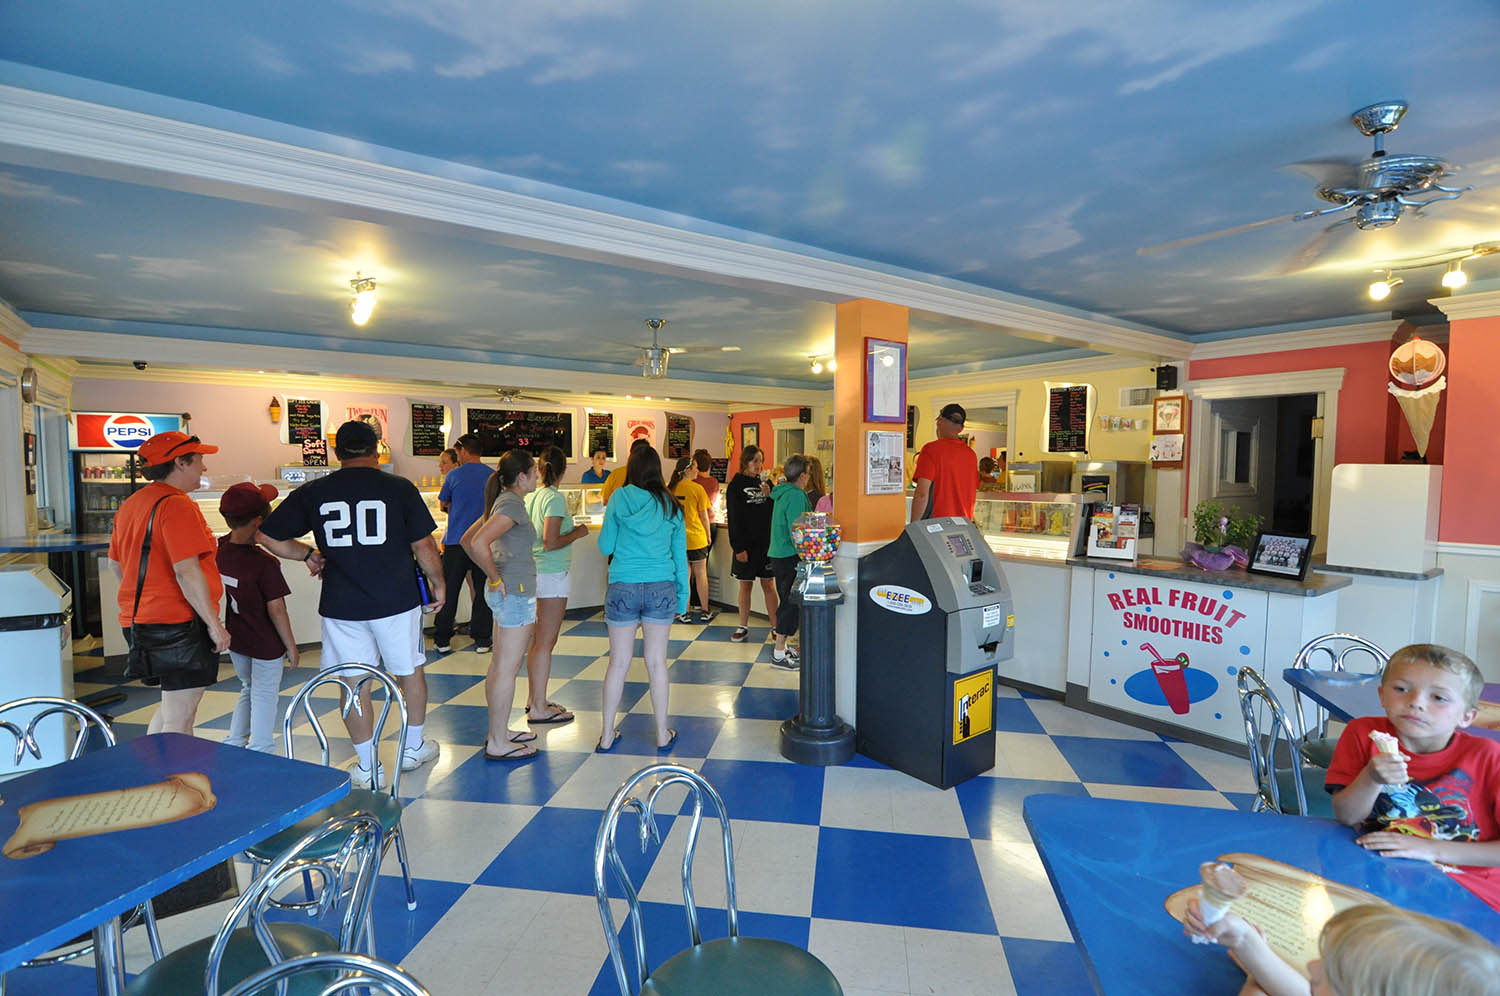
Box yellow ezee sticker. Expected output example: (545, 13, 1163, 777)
(953, 668, 994, 745)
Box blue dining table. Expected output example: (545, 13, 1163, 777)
(1282, 668, 1500, 744)
(0, 733, 348, 994)
(1024, 793, 1499, 995)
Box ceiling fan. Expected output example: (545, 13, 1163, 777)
(635, 318, 685, 379)
(1139, 102, 1473, 261)
(492, 386, 559, 405)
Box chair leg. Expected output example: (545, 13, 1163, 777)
(393, 827, 417, 911)
(141, 901, 164, 961)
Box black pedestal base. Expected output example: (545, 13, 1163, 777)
(779, 716, 855, 765)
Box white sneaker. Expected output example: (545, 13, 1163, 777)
(350, 761, 386, 789)
(434, 643, 451, 653)
(771, 647, 800, 671)
(401, 738, 441, 772)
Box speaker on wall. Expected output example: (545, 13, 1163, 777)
(1155, 366, 1178, 391)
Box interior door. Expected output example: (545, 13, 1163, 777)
(1207, 397, 1277, 524)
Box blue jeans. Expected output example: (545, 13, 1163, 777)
(485, 588, 538, 628)
(605, 580, 678, 625)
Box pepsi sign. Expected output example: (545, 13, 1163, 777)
(70, 412, 184, 452)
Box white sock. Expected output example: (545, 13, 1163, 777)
(405, 724, 425, 752)
(353, 739, 375, 770)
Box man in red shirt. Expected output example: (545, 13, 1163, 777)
(911, 403, 980, 521)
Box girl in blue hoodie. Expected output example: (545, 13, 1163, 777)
(595, 445, 689, 752)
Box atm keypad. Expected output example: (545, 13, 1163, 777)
(968, 583, 996, 595)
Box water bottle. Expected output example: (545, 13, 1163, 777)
(415, 567, 437, 613)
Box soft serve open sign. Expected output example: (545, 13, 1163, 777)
(869, 585, 932, 615)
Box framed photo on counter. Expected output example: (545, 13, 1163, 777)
(1246, 532, 1315, 581)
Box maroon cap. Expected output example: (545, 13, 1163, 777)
(138, 431, 218, 466)
(219, 482, 278, 520)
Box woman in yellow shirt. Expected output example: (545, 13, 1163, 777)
(668, 455, 715, 624)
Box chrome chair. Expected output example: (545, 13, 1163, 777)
(124, 812, 384, 995)
(242, 664, 418, 917)
(220, 952, 431, 996)
(1289, 633, 1389, 767)
(595, 762, 843, 996)
(1236, 667, 1333, 819)
(0, 697, 163, 994)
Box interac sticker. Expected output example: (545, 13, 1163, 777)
(953, 669, 994, 745)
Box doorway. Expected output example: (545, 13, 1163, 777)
(775, 427, 805, 465)
(1206, 393, 1317, 535)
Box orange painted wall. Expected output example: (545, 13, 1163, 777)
(833, 300, 909, 544)
(728, 407, 801, 469)
(1438, 316, 1500, 544)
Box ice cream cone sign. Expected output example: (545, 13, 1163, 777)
(1388, 338, 1446, 458)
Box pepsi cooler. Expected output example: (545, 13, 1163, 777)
(857, 518, 1015, 788)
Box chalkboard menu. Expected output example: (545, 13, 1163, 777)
(410, 402, 447, 456)
(665, 414, 692, 459)
(286, 398, 322, 444)
(709, 457, 730, 484)
(587, 411, 614, 457)
(466, 407, 573, 458)
(1048, 385, 1090, 453)
(905, 405, 917, 448)
(301, 437, 328, 466)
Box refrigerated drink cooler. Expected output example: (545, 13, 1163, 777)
(856, 519, 1015, 789)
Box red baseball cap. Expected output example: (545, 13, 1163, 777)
(138, 431, 219, 466)
(219, 482, 278, 519)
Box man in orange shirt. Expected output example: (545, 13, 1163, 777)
(107, 431, 233, 735)
(911, 403, 980, 522)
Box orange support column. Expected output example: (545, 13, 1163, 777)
(832, 299, 909, 545)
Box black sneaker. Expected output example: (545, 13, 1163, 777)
(694, 609, 717, 624)
(674, 613, 693, 624)
(770, 647, 800, 671)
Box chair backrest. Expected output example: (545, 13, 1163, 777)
(1237, 665, 1313, 815)
(206, 812, 385, 996)
(594, 763, 738, 996)
(1289, 633, 1390, 740)
(219, 952, 430, 996)
(0, 695, 114, 766)
(281, 663, 409, 796)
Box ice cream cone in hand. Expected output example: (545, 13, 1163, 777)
(1198, 861, 1247, 926)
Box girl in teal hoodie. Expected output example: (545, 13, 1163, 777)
(595, 445, 688, 752)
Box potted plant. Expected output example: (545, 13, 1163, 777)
(1189, 500, 1263, 569)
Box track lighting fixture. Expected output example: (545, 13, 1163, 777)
(349, 274, 377, 326)
(1367, 273, 1402, 301)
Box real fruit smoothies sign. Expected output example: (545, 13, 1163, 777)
(1104, 584, 1249, 645)
(69, 412, 184, 452)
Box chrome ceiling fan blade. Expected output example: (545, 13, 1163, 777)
(1137, 213, 1302, 256)
(1275, 217, 1355, 275)
(1282, 157, 1362, 191)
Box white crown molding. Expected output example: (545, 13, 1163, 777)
(912, 354, 1151, 393)
(1430, 290, 1500, 322)
(1189, 319, 1403, 360)
(0, 83, 1189, 361)
(1186, 366, 1345, 399)
(1437, 541, 1500, 559)
(28, 327, 825, 409)
(0, 297, 31, 346)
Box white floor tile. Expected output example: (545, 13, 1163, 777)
(970, 838, 1074, 942)
(638, 817, 818, 918)
(706, 718, 791, 762)
(904, 925, 1017, 996)
(379, 798, 539, 882)
(807, 918, 909, 993)
(631, 682, 739, 718)
(989, 732, 1080, 782)
(1083, 783, 1237, 809)
(1025, 699, 1161, 741)
(398, 884, 549, 992)
(1165, 740, 1255, 793)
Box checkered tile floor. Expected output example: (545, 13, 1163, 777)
(21, 612, 1257, 995)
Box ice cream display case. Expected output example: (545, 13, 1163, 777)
(973, 492, 1101, 561)
(559, 485, 605, 525)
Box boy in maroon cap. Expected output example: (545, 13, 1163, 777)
(216, 482, 299, 752)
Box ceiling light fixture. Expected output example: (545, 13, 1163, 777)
(349, 273, 378, 326)
(827, 357, 837, 372)
(1367, 272, 1403, 301)
(1441, 261, 1468, 289)
(810, 357, 824, 374)
(809, 355, 837, 374)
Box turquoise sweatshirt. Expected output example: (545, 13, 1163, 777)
(767, 481, 810, 558)
(596, 484, 690, 613)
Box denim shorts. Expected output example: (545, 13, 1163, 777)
(486, 590, 538, 629)
(605, 580, 678, 626)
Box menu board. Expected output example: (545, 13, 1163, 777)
(709, 457, 730, 484)
(1048, 385, 1089, 453)
(410, 402, 446, 456)
(587, 411, 614, 457)
(665, 414, 692, 459)
(466, 407, 573, 458)
(285, 398, 322, 444)
(906, 405, 917, 449)
(301, 437, 328, 466)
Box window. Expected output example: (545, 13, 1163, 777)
(1213, 414, 1259, 497)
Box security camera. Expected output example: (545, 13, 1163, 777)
(132, 361, 148, 370)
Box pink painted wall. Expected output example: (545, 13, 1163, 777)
(71, 377, 728, 487)
(1438, 316, 1500, 544)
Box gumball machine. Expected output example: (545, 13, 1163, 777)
(780, 512, 856, 764)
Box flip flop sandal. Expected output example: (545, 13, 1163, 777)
(485, 743, 538, 761)
(527, 705, 575, 725)
(596, 729, 622, 753)
(508, 730, 538, 744)
(656, 729, 678, 752)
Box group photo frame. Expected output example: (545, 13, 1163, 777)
(1246, 531, 1316, 581)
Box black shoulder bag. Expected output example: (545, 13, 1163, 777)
(122, 495, 218, 684)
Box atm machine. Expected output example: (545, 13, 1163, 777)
(857, 518, 1014, 788)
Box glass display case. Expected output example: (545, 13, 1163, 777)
(560, 485, 605, 524)
(973, 492, 1101, 560)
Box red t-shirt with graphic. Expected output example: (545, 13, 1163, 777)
(1326, 715, 1500, 911)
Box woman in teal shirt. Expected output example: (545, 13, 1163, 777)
(523, 445, 590, 726)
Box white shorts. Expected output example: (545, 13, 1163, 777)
(536, 570, 570, 600)
(321, 606, 425, 677)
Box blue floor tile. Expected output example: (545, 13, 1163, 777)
(992, 697, 1046, 734)
(521, 653, 596, 679)
(552, 678, 650, 716)
(955, 777, 1090, 841)
(694, 625, 772, 643)
(563, 620, 610, 637)
(420, 745, 590, 805)
(604, 714, 724, 757)
(476, 806, 668, 896)
(420, 672, 487, 700)
(812, 827, 997, 935)
(420, 703, 496, 746)
(1223, 791, 1261, 812)
(698, 759, 824, 824)
(1050, 736, 1214, 790)
(667, 658, 753, 686)
(1001, 936, 1095, 996)
(730, 686, 796, 720)
(365, 876, 469, 963)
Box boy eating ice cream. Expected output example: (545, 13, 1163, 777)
(1324, 644, 1500, 910)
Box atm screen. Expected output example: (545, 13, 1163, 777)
(945, 534, 974, 558)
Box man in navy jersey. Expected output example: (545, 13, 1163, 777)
(258, 419, 445, 785)
(432, 433, 492, 654)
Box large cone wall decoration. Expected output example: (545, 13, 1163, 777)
(1389, 376, 1444, 457)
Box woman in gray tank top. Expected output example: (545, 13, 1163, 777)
(461, 449, 541, 761)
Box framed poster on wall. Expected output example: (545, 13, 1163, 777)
(865, 430, 905, 495)
(864, 338, 906, 422)
(741, 423, 759, 450)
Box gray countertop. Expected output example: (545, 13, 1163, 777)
(1066, 556, 1351, 597)
(1313, 560, 1444, 581)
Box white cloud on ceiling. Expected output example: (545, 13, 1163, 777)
(342, 45, 417, 75)
(610, 160, 674, 186)
(0, 260, 91, 280)
(117, 256, 221, 281)
(0, 171, 84, 205)
(1009, 195, 1091, 260)
(247, 37, 301, 77)
(863, 124, 927, 186)
(1288, 41, 1350, 73)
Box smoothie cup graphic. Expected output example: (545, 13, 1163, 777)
(1140, 643, 1191, 714)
